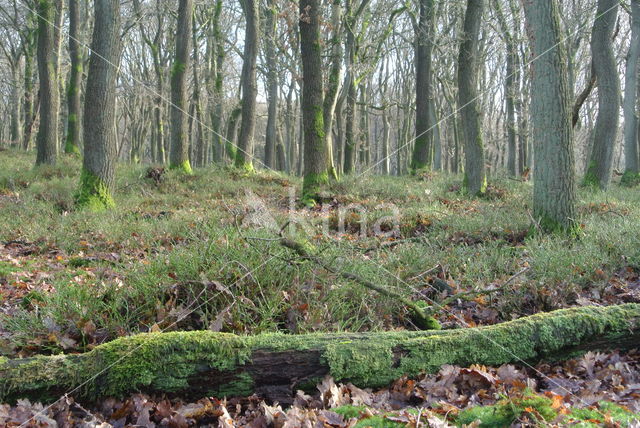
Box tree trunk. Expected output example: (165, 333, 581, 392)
(1, 304, 638, 404)
(169, 0, 193, 174)
(457, 0, 486, 195)
(583, 0, 620, 189)
(343, 0, 357, 175)
(494, 0, 518, 176)
(75, 0, 121, 210)
(623, 0, 640, 181)
(263, 0, 278, 170)
(22, 11, 38, 151)
(411, 0, 435, 172)
(323, 0, 343, 181)
(64, 0, 83, 155)
(300, 0, 329, 204)
(235, 0, 259, 172)
(10, 61, 22, 146)
(35, 0, 60, 166)
(522, 0, 577, 233)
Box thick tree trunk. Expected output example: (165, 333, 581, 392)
(35, 0, 60, 166)
(623, 0, 640, 181)
(1, 304, 638, 404)
(235, 0, 259, 171)
(457, 0, 486, 195)
(411, 0, 435, 172)
(584, 0, 620, 189)
(64, 0, 83, 155)
(299, 0, 329, 204)
(169, 0, 193, 174)
(75, 0, 121, 210)
(523, 0, 577, 233)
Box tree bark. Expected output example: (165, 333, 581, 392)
(64, 0, 83, 155)
(323, 0, 343, 180)
(1, 304, 638, 404)
(75, 0, 121, 210)
(35, 0, 60, 166)
(235, 0, 259, 171)
(263, 0, 278, 170)
(583, 0, 620, 189)
(169, 0, 194, 174)
(623, 0, 640, 180)
(522, 0, 577, 233)
(300, 0, 329, 204)
(411, 0, 435, 172)
(493, 0, 518, 176)
(457, 0, 486, 195)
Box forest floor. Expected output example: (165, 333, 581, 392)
(0, 149, 639, 427)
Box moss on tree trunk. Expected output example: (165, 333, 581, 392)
(1, 304, 638, 404)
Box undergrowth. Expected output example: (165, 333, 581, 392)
(0, 149, 639, 356)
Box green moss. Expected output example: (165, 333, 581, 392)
(1, 305, 638, 402)
(582, 161, 601, 189)
(456, 391, 557, 427)
(234, 159, 254, 174)
(211, 372, 254, 398)
(621, 171, 640, 187)
(171, 61, 186, 78)
(333, 406, 413, 427)
(567, 402, 640, 427)
(302, 171, 329, 206)
(75, 168, 115, 211)
(169, 159, 193, 175)
(313, 106, 325, 139)
(532, 208, 581, 236)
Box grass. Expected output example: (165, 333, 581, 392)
(0, 149, 639, 356)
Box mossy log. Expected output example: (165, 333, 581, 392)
(1, 304, 639, 404)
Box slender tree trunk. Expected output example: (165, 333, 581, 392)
(235, 0, 259, 171)
(381, 108, 390, 174)
(22, 11, 38, 151)
(323, 0, 343, 180)
(623, 0, 640, 181)
(169, 0, 193, 174)
(583, 0, 620, 189)
(191, 13, 206, 167)
(343, 0, 357, 175)
(35, 0, 60, 166)
(76, 0, 121, 210)
(263, 0, 278, 170)
(411, 0, 435, 172)
(10, 61, 22, 146)
(522, 0, 577, 233)
(299, 0, 328, 204)
(64, 0, 82, 155)
(458, 0, 486, 195)
(494, 0, 518, 176)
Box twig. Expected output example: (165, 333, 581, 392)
(280, 238, 440, 330)
(428, 267, 531, 314)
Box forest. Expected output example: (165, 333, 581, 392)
(0, 0, 640, 426)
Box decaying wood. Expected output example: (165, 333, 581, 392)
(1, 304, 638, 404)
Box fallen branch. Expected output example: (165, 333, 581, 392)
(279, 238, 440, 330)
(1, 304, 638, 404)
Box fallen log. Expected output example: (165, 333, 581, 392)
(1, 304, 639, 404)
